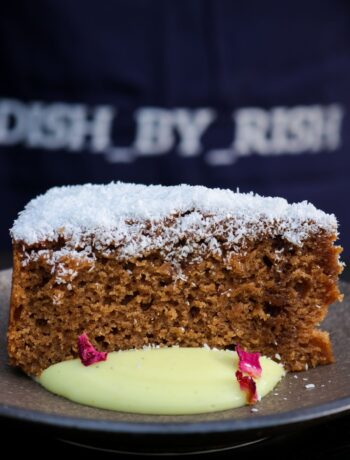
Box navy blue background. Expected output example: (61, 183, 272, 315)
(0, 0, 349, 259)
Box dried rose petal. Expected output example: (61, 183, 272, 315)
(236, 344, 262, 379)
(78, 333, 108, 366)
(235, 370, 258, 404)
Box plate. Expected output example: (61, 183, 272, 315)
(1, 268, 350, 454)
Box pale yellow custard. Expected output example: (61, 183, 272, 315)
(37, 347, 285, 415)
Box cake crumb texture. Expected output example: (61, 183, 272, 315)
(8, 230, 342, 375)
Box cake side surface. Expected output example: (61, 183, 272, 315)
(7, 196, 343, 375)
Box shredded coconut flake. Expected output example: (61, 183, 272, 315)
(11, 182, 338, 271)
(305, 383, 315, 389)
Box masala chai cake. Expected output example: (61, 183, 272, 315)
(7, 183, 343, 376)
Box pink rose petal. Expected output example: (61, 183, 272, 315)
(235, 370, 258, 404)
(236, 344, 262, 379)
(78, 333, 108, 366)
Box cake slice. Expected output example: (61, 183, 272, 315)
(8, 183, 343, 376)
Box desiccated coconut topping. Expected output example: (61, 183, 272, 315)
(10, 182, 338, 278)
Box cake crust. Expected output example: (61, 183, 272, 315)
(7, 183, 343, 375)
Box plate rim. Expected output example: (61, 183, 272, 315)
(1, 395, 350, 435)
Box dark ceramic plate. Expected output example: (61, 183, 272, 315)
(1, 269, 350, 454)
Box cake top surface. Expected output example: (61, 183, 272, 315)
(11, 182, 337, 249)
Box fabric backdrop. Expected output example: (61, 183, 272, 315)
(0, 0, 349, 259)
